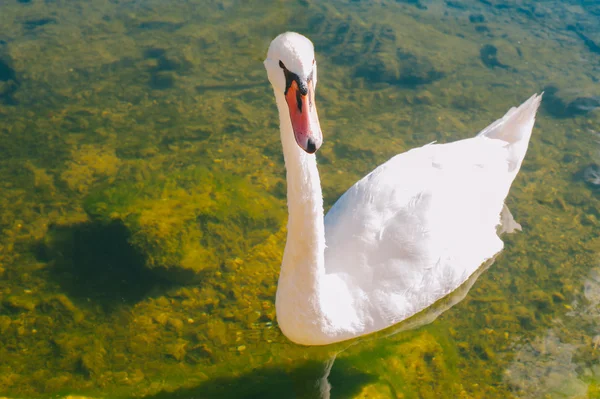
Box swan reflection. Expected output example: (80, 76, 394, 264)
(504, 266, 600, 398)
(315, 252, 502, 398)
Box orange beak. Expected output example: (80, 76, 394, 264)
(285, 79, 322, 154)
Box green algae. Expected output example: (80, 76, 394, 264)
(0, 0, 599, 398)
(83, 166, 285, 280)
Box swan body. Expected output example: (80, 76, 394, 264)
(264, 32, 541, 346)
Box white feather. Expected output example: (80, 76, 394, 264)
(265, 32, 542, 345)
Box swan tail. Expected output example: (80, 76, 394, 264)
(477, 93, 542, 172)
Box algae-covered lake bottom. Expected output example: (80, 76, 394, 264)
(0, 0, 599, 398)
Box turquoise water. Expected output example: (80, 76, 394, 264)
(0, 0, 599, 398)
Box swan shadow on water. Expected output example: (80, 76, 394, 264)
(140, 357, 374, 399)
(37, 220, 173, 310)
(144, 206, 517, 399)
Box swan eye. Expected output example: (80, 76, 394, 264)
(279, 60, 286, 69)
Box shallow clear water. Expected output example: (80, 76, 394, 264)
(0, 0, 599, 398)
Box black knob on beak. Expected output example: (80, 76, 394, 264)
(306, 138, 317, 154)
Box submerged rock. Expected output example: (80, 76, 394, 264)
(567, 24, 600, 55)
(0, 55, 19, 104)
(397, 0, 428, 10)
(583, 164, 600, 189)
(475, 25, 492, 34)
(446, 0, 467, 10)
(143, 48, 192, 90)
(469, 14, 486, 23)
(84, 167, 285, 282)
(304, 15, 444, 87)
(543, 85, 600, 118)
(355, 48, 445, 87)
(0, 57, 16, 81)
(479, 44, 510, 69)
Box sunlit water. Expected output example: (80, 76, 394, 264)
(0, 0, 599, 398)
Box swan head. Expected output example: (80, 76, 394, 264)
(265, 32, 322, 154)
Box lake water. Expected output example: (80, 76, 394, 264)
(0, 0, 599, 398)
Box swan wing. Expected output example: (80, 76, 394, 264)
(323, 137, 514, 328)
(322, 94, 541, 332)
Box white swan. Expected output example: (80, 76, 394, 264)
(264, 32, 541, 346)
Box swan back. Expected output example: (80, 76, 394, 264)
(319, 94, 542, 343)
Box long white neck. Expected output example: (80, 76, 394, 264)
(273, 90, 326, 334)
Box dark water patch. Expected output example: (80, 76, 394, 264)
(567, 24, 600, 55)
(155, 54, 191, 72)
(195, 81, 267, 94)
(355, 47, 444, 87)
(477, 1, 545, 19)
(137, 21, 184, 32)
(397, 0, 427, 10)
(542, 85, 600, 118)
(516, 6, 533, 18)
(269, 180, 286, 201)
(0, 57, 16, 82)
(23, 17, 56, 31)
(305, 14, 396, 67)
(568, 96, 600, 113)
(0, 56, 19, 104)
(144, 47, 167, 59)
(41, 221, 172, 309)
(476, 0, 509, 11)
(380, 25, 396, 42)
(314, 19, 445, 87)
(17, 0, 31, 3)
(147, 53, 191, 90)
(473, 344, 490, 360)
(446, 0, 467, 10)
(307, 12, 327, 37)
(99, 56, 136, 75)
(142, 358, 375, 399)
(469, 14, 485, 23)
(397, 49, 445, 85)
(479, 44, 509, 69)
(334, 21, 350, 45)
(475, 25, 491, 34)
(149, 71, 175, 89)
